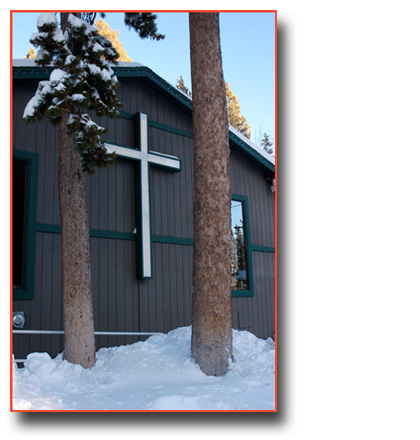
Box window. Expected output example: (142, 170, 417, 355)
(13, 159, 28, 289)
(13, 150, 38, 300)
(231, 194, 254, 297)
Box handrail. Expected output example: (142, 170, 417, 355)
(13, 330, 162, 363)
(13, 330, 162, 336)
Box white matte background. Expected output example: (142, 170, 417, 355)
(3, 1, 420, 438)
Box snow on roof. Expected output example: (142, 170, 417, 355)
(13, 59, 38, 67)
(13, 59, 144, 68)
(116, 61, 144, 67)
(228, 123, 275, 166)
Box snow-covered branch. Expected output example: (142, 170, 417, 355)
(23, 12, 121, 174)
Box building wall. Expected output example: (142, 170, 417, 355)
(12, 76, 275, 361)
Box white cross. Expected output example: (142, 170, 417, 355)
(104, 113, 181, 278)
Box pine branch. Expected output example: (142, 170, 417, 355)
(124, 13, 165, 40)
(24, 12, 122, 174)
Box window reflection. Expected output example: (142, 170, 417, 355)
(231, 200, 248, 290)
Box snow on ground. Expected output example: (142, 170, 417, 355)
(12, 326, 276, 411)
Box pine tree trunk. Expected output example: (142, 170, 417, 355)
(57, 12, 96, 369)
(189, 13, 232, 376)
(58, 111, 96, 368)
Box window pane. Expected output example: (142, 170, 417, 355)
(231, 200, 248, 290)
(13, 159, 28, 289)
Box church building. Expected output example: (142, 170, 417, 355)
(12, 60, 276, 362)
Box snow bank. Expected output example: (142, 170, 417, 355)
(12, 326, 276, 411)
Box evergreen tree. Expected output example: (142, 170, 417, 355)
(226, 82, 251, 139)
(190, 12, 232, 376)
(24, 47, 36, 59)
(176, 75, 192, 96)
(22, 11, 164, 368)
(95, 19, 132, 62)
(261, 132, 274, 155)
(23, 12, 123, 368)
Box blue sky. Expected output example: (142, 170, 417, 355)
(12, 11, 276, 148)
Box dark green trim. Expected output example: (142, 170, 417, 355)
(152, 235, 194, 246)
(119, 110, 135, 121)
(229, 131, 275, 175)
(13, 150, 38, 300)
(36, 223, 136, 241)
(251, 245, 275, 253)
(90, 229, 135, 241)
(121, 110, 193, 140)
(35, 223, 61, 234)
(13, 65, 54, 80)
(149, 120, 193, 139)
(35, 223, 194, 247)
(231, 194, 255, 298)
(232, 290, 254, 298)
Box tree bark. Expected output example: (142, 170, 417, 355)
(189, 13, 233, 376)
(58, 110, 96, 369)
(58, 13, 96, 368)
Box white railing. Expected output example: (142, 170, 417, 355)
(13, 329, 162, 363)
(13, 330, 162, 336)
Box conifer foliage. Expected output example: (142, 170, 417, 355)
(124, 13, 165, 40)
(24, 46, 36, 59)
(176, 76, 192, 96)
(23, 13, 121, 174)
(226, 82, 251, 139)
(95, 19, 132, 62)
(261, 132, 274, 155)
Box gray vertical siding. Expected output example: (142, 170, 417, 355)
(13, 232, 64, 360)
(12, 75, 275, 361)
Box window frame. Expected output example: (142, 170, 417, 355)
(231, 194, 254, 298)
(13, 150, 38, 300)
